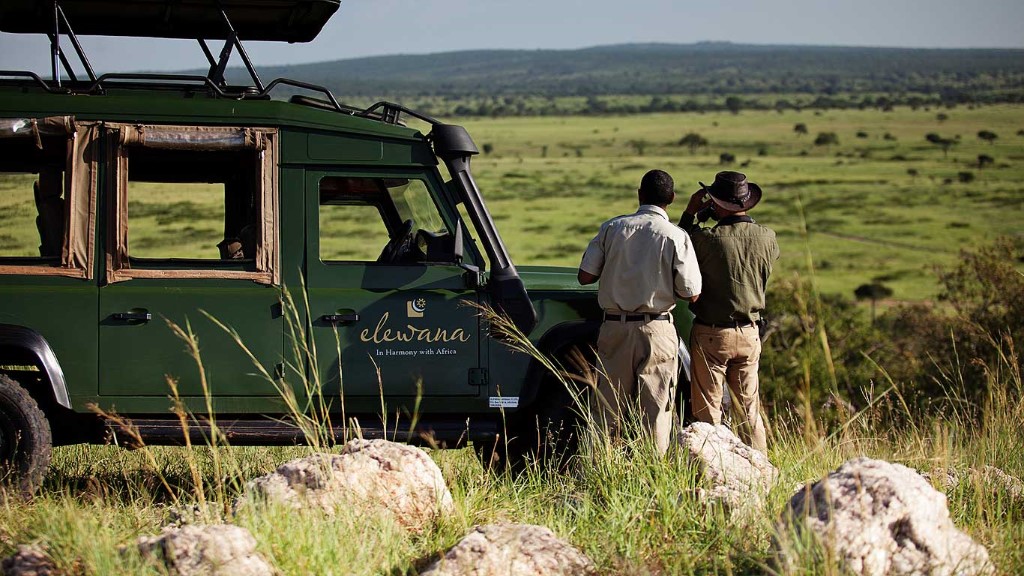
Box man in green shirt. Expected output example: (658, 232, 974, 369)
(678, 171, 779, 453)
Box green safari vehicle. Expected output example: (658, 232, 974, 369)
(0, 0, 694, 492)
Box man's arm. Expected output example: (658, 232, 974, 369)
(678, 189, 711, 233)
(578, 269, 599, 285)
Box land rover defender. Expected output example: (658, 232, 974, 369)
(0, 0, 693, 493)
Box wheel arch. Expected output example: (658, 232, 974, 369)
(518, 319, 601, 410)
(0, 324, 71, 410)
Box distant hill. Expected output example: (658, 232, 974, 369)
(220, 42, 1024, 100)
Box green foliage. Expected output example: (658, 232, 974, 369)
(761, 275, 883, 416)
(793, 122, 808, 135)
(854, 283, 893, 301)
(246, 44, 1024, 116)
(677, 132, 708, 153)
(977, 130, 998, 143)
(871, 238, 1024, 410)
(813, 132, 839, 147)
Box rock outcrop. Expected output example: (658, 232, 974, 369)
(420, 523, 596, 576)
(923, 465, 1024, 503)
(0, 545, 58, 576)
(241, 439, 453, 531)
(678, 422, 778, 515)
(776, 457, 994, 576)
(135, 524, 276, 576)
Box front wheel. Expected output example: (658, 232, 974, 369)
(0, 375, 52, 495)
(479, 345, 593, 473)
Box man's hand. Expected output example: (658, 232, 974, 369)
(685, 189, 709, 215)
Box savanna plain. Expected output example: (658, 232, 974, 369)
(2, 105, 1023, 574)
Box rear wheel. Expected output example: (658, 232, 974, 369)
(0, 374, 52, 495)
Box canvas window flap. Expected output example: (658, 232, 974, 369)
(106, 124, 278, 285)
(118, 124, 265, 151)
(0, 116, 94, 279)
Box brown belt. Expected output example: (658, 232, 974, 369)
(604, 312, 670, 322)
(695, 319, 756, 328)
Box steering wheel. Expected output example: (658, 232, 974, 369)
(379, 219, 417, 263)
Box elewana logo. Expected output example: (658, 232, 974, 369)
(407, 298, 427, 318)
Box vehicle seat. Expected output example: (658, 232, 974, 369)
(34, 171, 64, 258)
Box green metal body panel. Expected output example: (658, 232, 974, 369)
(0, 276, 97, 400)
(97, 279, 283, 396)
(0, 82, 691, 444)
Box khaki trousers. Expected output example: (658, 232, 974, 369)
(689, 323, 767, 453)
(593, 317, 678, 456)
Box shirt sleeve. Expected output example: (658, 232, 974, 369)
(579, 227, 606, 276)
(678, 211, 700, 234)
(673, 233, 702, 298)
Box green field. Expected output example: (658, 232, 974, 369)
(455, 105, 1024, 302)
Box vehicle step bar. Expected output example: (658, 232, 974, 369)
(106, 416, 498, 448)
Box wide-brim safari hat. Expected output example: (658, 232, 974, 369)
(700, 170, 762, 212)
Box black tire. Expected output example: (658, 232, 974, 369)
(0, 374, 52, 496)
(479, 344, 593, 474)
(515, 378, 583, 471)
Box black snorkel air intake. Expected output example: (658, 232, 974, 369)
(431, 124, 538, 337)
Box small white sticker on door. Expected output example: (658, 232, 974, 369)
(489, 396, 519, 408)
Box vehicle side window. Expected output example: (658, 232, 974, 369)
(107, 125, 278, 284)
(0, 116, 94, 279)
(125, 147, 255, 261)
(319, 176, 455, 264)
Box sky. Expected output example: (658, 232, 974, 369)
(1, 0, 1023, 74)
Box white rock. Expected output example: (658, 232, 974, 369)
(421, 523, 596, 576)
(678, 422, 778, 514)
(776, 457, 994, 576)
(135, 524, 275, 576)
(241, 439, 453, 532)
(0, 545, 58, 576)
(923, 465, 1024, 503)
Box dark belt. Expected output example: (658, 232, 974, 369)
(604, 312, 670, 322)
(695, 319, 756, 328)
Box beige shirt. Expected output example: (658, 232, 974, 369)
(580, 205, 702, 313)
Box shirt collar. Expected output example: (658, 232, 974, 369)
(715, 214, 755, 227)
(637, 204, 669, 220)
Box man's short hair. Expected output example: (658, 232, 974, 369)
(639, 169, 675, 206)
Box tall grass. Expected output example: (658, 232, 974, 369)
(2, 337, 1021, 573)
(2, 294, 1023, 572)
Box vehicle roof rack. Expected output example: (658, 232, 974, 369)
(0, 0, 437, 128)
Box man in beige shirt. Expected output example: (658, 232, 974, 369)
(578, 169, 702, 455)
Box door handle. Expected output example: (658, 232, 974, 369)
(320, 313, 359, 325)
(112, 311, 152, 322)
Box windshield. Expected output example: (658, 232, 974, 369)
(385, 179, 447, 234)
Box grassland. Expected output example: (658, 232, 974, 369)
(455, 105, 1024, 301)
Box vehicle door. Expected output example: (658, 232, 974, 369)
(305, 170, 483, 405)
(97, 125, 284, 398)
(0, 117, 97, 399)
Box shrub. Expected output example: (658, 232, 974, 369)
(877, 237, 1024, 412)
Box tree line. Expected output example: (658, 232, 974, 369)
(241, 43, 1024, 116)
